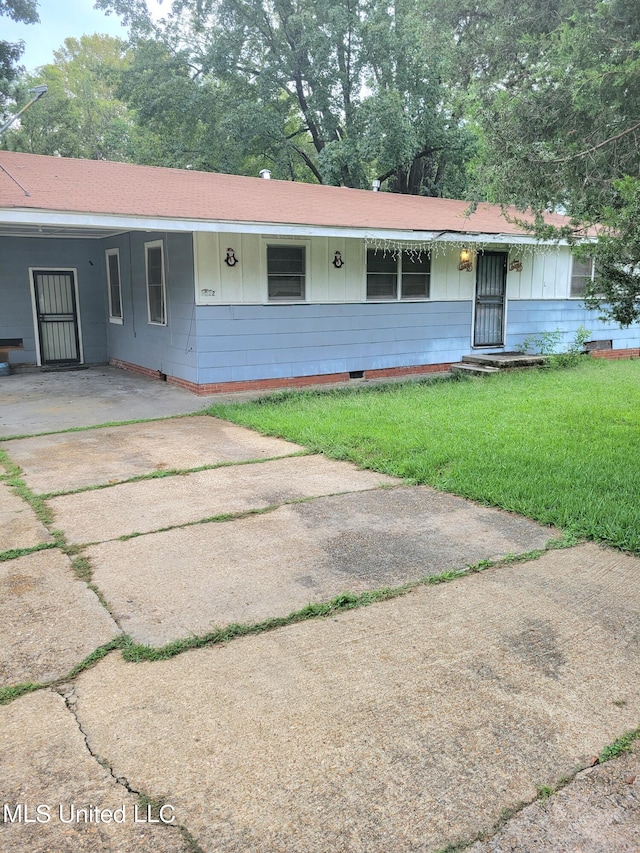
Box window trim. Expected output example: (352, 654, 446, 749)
(366, 248, 431, 301)
(265, 241, 308, 302)
(105, 248, 123, 324)
(569, 255, 595, 299)
(145, 240, 167, 326)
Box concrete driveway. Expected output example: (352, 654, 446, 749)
(0, 368, 638, 852)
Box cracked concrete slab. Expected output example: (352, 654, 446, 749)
(3, 415, 304, 493)
(0, 481, 53, 552)
(470, 746, 640, 852)
(72, 544, 640, 853)
(85, 486, 556, 646)
(0, 365, 204, 438)
(0, 689, 194, 852)
(47, 456, 399, 544)
(0, 549, 120, 684)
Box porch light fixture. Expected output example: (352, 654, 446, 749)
(509, 258, 523, 272)
(332, 250, 344, 268)
(458, 248, 473, 272)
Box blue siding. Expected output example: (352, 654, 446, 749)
(0, 236, 108, 365)
(101, 232, 198, 383)
(506, 300, 640, 352)
(195, 301, 473, 383)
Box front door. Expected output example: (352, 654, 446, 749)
(33, 270, 81, 365)
(473, 252, 507, 347)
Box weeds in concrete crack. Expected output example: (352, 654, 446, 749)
(0, 542, 58, 562)
(599, 726, 640, 762)
(177, 826, 207, 853)
(106, 485, 403, 544)
(120, 546, 556, 662)
(0, 638, 130, 706)
(0, 681, 46, 705)
(65, 637, 129, 679)
(40, 451, 313, 499)
(0, 412, 206, 443)
(0, 450, 54, 527)
(70, 555, 92, 583)
(434, 728, 640, 852)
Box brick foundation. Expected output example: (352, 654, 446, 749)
(110, 358, 454, 397)
(589, 348, 640, 360)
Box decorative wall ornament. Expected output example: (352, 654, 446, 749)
(332, 250, 345, 268)
(509, 258, 523, 272)
(224, 247, 239, 267)
(458, 248, 473, 272)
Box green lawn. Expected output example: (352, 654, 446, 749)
(207, 359, 640, 553)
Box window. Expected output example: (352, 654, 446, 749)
(367, 249, 430, 299)
(145, 241, 166, 325)
(570, 256, 594, 298)
(105, 249, 123, 323)
(267, 246, 306, 300)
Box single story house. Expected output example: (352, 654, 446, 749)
(1, 151, 637, 394)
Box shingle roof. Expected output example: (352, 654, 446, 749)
(0, 151, 567, 236)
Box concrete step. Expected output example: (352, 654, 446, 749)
(461, 353, 547, 369)
(451, 362, 501, 377)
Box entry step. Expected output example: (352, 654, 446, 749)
(451, 362, 500, 376)
(462, 352, 547, 368)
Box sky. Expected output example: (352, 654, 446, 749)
(2, 0, 163, 73)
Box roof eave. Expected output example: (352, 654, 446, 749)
(0, 208, 584, 245)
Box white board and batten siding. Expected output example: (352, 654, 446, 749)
(193, 233, 575, 305)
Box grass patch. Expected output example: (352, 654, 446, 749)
(207, 360, 640, 553)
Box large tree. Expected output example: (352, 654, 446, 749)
(0, 0, 39, 110)
(451, 0, 640, 325)
(98, 0, 476, 193)
(3, 34, 137, 160)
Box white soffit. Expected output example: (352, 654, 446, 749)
(0, 210, 572, 245)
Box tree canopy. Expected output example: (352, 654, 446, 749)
(0, 0, 39, 109)
(3, 35, 136, 160)
(447, 0, 640, 325)
(97, 0, 477, 193)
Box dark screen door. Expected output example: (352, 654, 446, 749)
(33, 271, 81, 365)
(474, 252, 506, 347)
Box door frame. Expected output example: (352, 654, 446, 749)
(471, 250, 508, 348)
(29, 268, 84, 366)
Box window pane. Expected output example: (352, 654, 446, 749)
(367, 274, 397, 298)
(107, 253, 122, 318)
(146, 245, 166, 323)
(147, 247, 163, 286)
(367, 249, 397, 273)
(570, 257, 593, 298)
(401, 274, 429, 298)
(401, 251, 430, 298)
(367, 249, 397, 298)
(268, 246, 305, 299)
